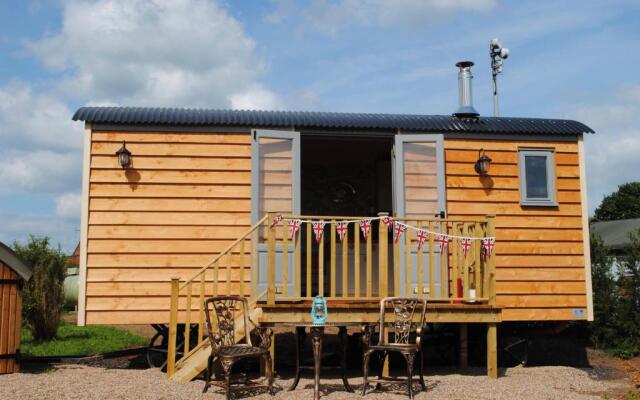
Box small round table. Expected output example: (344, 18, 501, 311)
(264, 322, 361, 400)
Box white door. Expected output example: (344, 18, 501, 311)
(393, 134, 447, 297)
(251, 130, 300, 297)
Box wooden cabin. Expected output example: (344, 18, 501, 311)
(72, 105, 594, 381)
(0, 242, 32, 374)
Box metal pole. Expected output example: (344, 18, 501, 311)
(492, 74, 499, 117)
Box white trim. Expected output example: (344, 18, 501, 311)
(77, 122, 92, 326)
(578, 135, 594, 321)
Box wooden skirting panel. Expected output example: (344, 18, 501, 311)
(444, 138, 588, 322)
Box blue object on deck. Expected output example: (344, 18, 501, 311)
(311, 296, 328, 324)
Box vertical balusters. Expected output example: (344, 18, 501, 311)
(452, 223, 460, 299)
(282, 224, 289, 297)
(463, 223, 470, 299)
(184, 281, 192, 354)
(306, 223, 312, 297)
(226, 251, 232, 296)
(342, 223, 349, 297)
(417, 221, 424, 297)
(214, 260, 219, 295)
(378, 213, 389, 298)
(366, 223, 372, 298)
(354, 222, 361, 298)
(318, 221, 325, 297)
(251, 229, 258, 301)
(393, 222, 400, 297)
(474, 222, 482, 298)
(266, 213, 276, 305)
(239, 239, 245, 298)
(486, 215, 496, 306)
(198, 273, 205, 342)
(330, 221, 336, 297)
(439, 220, 448, 298)
(294, 224, 301, 298)
(428, 221, 435, 298)
(405, 221, 411, 297)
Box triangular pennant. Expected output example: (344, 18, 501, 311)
(269, 213, 283, 229)
(460, 238, 472, 257)
(437, 234, 450, 253)
(416, 229, 429, 251)
(393, 222, 407, 244)
(360, 219, 371, 241)
(336, 222, 348, 242)
(482, 238, 495, 257)
(312, 221, 325, 243)
(382, 216, 394, 230)
(287, 219, 302, 240)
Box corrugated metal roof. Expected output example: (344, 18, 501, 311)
(72, 107, 594, 135)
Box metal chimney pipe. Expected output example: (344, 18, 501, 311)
(454, 61, 479, 118)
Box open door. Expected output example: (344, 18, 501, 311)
(251, 129, 300, 298)
(394, 134, 447, 297)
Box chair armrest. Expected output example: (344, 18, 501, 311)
(248, 317, 273, 350)
(416, 326, 423, 351)
(361, 322, 379, 347)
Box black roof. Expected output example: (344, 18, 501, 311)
(72, 107, 594, 135)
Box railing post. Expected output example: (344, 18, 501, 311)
(378, 212, 389, 298)
(167, 277, 180, 377)
(486, 215, 496, 306)
(266, 212, 276, 305)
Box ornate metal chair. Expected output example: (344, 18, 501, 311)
(361, 297, 427, 399)
(203, 295, 274, 399)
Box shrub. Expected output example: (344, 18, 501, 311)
(13, 236, 67, 341)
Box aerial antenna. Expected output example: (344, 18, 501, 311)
(490, 38, 509, 117)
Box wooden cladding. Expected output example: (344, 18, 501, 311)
(85, 131, 253, 324)
(444, 138, 587, 321)
(0, 262, 22, 374)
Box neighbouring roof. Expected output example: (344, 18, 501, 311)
(0, 241, 33, 280)
(591, 218, 640, 250)
(72, 107, 594, 135)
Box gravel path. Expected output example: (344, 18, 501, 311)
(0, 363, 630, 400)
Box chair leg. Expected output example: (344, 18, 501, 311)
(362, 350, 372, 396)
(203, 355, 214, 393)
(375, 351, 387, 391)
(221, 359, 234, 400)
(403, 353, 415, 400)
(264, 353, 275, 395)
(419, 350, 427, 391)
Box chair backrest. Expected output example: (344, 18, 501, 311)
(377, 297, 426, 346)
(204, 295, 253, 347)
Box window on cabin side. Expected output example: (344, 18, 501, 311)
(518, 149, 557, 206)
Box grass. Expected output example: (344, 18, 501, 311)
(20, 320, 148, 357)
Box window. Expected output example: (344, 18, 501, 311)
(518, 149, 557, 206)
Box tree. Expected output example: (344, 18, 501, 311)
(592, 182, 640, 222)
(616, 230, 640, 355)
(589, 233, 618, 349)
(13, 236, 67, 340)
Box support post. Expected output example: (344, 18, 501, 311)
(378, 212, 389, 298)
(487, 323, 498, 379)
(486, 215, 496, 306)
(267, 212, 276, 305)
(167, 277, 180, 377)
(459, 323, 468, 369)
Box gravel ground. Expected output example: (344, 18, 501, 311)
(0, 362, 631, 400)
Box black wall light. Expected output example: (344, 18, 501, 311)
(474, 149, 492, 176)
(115, 141, 132, 169)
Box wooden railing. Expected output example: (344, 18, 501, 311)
(260, 212, 496, 305)
(166, 212, 496, 377)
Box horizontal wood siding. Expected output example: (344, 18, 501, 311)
(85, 131, 252, 324)
(444, 138, 588, 321)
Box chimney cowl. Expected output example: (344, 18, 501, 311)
(453, 61, 480, 119)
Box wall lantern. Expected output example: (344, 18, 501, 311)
(115, 141, 132, 169)
(474, 149, 492, 176)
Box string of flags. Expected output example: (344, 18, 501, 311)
(271, 213, 495, 257)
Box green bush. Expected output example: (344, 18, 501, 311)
(13, 236, 67, 341)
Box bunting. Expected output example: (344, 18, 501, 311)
(269, 213, 283, 229)
(416, 229, 429, 251)
(287, 219, 302, 240)
(482, 238, 495, 257)
(437, 234, 450, 253)
(360, 219, 371, 241)
(460, 238, 472, 257)
(393, 222, 406, 243)
(312, 221, 325, 243)
(336, 222, 348, 242)
(382, 216, 394, 230)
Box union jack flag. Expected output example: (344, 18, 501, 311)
(416, 229, 429, 251)
(269, 213, 283, 229)
(437, 234, 450, 253)
(360, 219, 371, 240)
(482, 238, 495, 257)
(460, 238, 472, 257)
(382, 216, 394, 230)
(393, 222, 407, 243)
(336, 222, 348, 242)
(312, 221, 325, 243)
(287, 219, 302, 240)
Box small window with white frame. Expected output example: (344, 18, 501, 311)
(518, 148, 557, 206)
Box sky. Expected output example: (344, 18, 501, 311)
(0, 0, 639, 253)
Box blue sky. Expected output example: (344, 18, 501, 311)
(1, 0, 639, 253)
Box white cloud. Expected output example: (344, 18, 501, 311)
(230, 84, 281, 110)
(290, 0, 496, 35)
(0, 149, 81, 193)
(569, 85, 640, 215)
(55, 192, 82, 219)
(27, 0, 279, 109)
